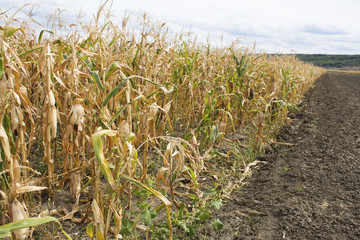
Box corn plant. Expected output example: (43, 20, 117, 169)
(0, 2, 324, 239)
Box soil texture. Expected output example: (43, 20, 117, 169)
(199, 72, 360, 239)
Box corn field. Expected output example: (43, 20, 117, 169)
(0, 3, 323, 240)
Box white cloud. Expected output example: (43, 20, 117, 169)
(302, 24, 347, 35)
(1, 0, 360, 54)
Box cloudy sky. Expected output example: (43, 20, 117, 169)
(1, 0, 360, 54)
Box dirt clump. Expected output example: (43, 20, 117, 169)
(198, 72, 360, 239)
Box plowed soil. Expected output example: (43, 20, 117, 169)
(199, 72, 360, 239)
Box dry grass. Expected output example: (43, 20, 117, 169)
(0, 2, 324, 239)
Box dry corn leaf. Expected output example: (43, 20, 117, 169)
(53, 74, 81, 97)
(173, 150, 185, 173)
(91, 199, 105, 240)
(16, 185, 47, 195)
(156, 167, 169, 186)
(111, 207, 122, 235)
(163, 142, 172, 167)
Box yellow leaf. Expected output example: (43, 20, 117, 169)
(91, 130, 117, 190)
(1, 26, 25, 38)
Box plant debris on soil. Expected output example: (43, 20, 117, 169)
(197, 72, 360, 239)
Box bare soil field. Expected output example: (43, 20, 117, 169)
(198, 72, 360, 239)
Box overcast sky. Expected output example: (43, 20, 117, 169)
(1, 0, 360, 54)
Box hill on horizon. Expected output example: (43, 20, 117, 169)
(296, 54, 360, 71)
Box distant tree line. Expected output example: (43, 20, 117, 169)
(296, 54, 360, 69)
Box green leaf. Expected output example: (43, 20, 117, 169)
(91, 71, 105, 93)
(211, 218, 224, 230)
(203, 189, 217, 196)
(81, 56, 93, 71)
(121, 218, 134, 236)
(100, 21, 111, 34)
(197, 113, 210, 132)
(121, 175, 171, 208)
(211, 200, 222, 210)
(0, 232, 11, 238)
(108, 36, 120, 47)
(107, 104, 128, 126)
(217, 108, 235, 132)
(102, 77, 129, 107)
(232, 52, 248, 89)
(181, 165, 198, 187)
(105, 62, 120, 81)
(97, 118, 110, 130)
(198, 212, 210, 221)
(0, 216, 72, 240)
(103, 75, 160, 107)
(178, 202, 186, 220)
(86, 222, 94, 238)
(91, 130, 117, 190)
(210, 150, 228, 159)
(180, 221, 190, 233)
(187, 193, 198, 200)
(107, 94, 146, 126)
(18, 47, 43, 58)
(210, 125, 218, 145)
(38, 30, 54, 44)
(188, 225, 196, 237)
(122, 175, 172, 238)
(141, 209, 152, 225)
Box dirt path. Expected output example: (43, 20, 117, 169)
(200, 72, 360, 239)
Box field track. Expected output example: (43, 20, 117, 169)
(199, 72, 360, 239)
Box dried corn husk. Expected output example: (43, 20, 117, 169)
(118, 120, 130, 137)
(19, 85, 28, 97)
(50, 107, 57, 139)
(71, 173, 81, 197)
(69, 101, 85, 127)
(10, 91, 21, 105)
(10, 105, 20, 130)
(148, 103, 159, 121)
(0, 124, 11, 163)
(47, 90, 55, 107)
(44, 90, 58, 139)
(0, 79, 9, 102)
(11, 198, 29, 240)
(163, 101, 172, 113)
